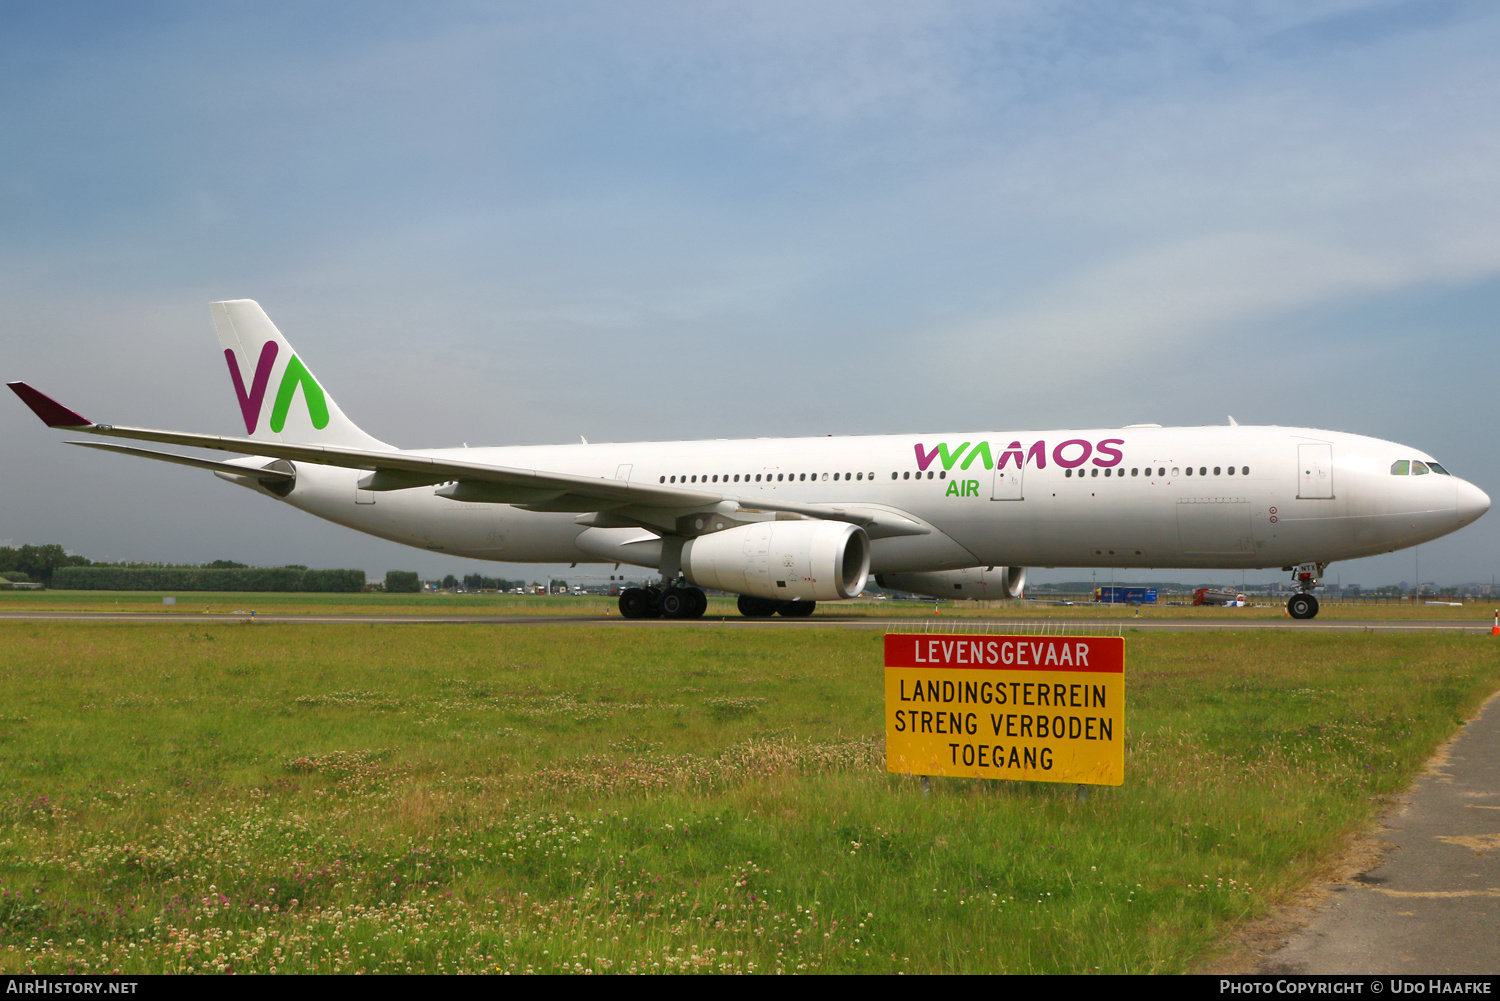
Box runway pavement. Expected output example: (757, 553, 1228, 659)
(0, 609, 1493, 631)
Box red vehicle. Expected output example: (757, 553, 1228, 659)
(1193, 587, 1244, 606)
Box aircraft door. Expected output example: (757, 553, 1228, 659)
(1297, 443, 1334, 499)
(991, 462, 1023, 500)
(615, 464, 632, 483)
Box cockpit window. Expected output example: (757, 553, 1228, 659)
(1390, 460, 1409, 475)
(1412, 460, 1430, 475)
(1428, 462, 1451, 475)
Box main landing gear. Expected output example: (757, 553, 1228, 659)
(617, 585, 816, 620)
(1285, 562, 1327, 620)
(618, 584, 708, 620)
(737, 595, 816, 618)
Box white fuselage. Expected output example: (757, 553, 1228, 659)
(242, 425, 1489, 574)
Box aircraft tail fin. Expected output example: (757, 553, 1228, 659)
(211, 300, 393, 451)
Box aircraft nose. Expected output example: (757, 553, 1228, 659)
(1456, 479, 1491, 526)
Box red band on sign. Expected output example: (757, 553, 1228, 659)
(884, 634, 1123, 673)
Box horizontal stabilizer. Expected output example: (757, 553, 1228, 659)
(66, 441, 294, 481)
(8, 382, 93, 428)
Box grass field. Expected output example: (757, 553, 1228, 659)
(0, 588, 1489, 620)
(0, 621, 1495, 974)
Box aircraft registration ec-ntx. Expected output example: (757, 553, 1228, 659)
(9, 300, 1490, 620)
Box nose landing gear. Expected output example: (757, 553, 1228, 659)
(1287, 592, 1319, 619)
(1285, 562, 1326, 620)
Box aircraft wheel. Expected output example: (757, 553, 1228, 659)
(1287, 593, 1319, 620)
(660, 588, 695, 619)
(621, 588, 657, 618)
(737, 595, 778, 618)
(777, 600, 816, 617)
(619, 588, 653, 619)
(686, 587, 708, 618)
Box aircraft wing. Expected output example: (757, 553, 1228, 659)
(11, 382, 928, 538)
(717, 498, 929, 539)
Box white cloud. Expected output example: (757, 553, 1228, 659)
(942, 231, 1405, 375)
(5, 1, 1500, 581)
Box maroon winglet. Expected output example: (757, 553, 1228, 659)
(7, 382, 94, 428)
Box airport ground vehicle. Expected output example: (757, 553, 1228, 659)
(1194, 587, 1246, 607)
(9, 300, 1490, 621)
(1095, 586, 1158, 604)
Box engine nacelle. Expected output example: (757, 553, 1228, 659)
(683, 520, 870, 601)
(876, 566, 1026, 600)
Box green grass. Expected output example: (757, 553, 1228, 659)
(0, 622, 1494, 974)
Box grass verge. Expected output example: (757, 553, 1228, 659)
(0, 623, 1494, 973)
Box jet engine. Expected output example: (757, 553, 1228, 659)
(876, 566, 1026, 600)
(683, 520, 870, 602)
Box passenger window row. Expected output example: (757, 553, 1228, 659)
(658, 464, 1255, 485)
(1066, 466, 1250, 479)
(1176, 465, 1248, 477)
(659, 471, 876, 484)
(1391, 460, 1449, 476)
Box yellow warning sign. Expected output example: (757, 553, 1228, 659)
(884, 634, 1124, 786)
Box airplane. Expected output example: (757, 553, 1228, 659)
(8, 299, 1490, 621)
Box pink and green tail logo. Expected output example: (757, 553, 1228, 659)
(225, 342, 329, 434)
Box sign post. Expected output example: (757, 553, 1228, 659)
(884, 633, 1124, 786)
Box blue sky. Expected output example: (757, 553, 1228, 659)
(4, 1, 1499, 587)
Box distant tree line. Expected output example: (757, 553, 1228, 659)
(0, 542, 379, 592)
(456, 574, 525, 591)
(53, 567, 367, 592)
(385, 571, 421, 593)
(0, 543, 439, 594)
(0, 544, 91, 585)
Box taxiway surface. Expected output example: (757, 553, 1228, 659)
(0, 610, 1492, 632)
(1256, 691, 1500, 975)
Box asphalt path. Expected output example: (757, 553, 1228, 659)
(0, 610, 1492, 631)
(1256, 691, 1500, 975)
